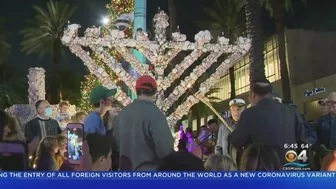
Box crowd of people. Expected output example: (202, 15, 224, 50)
(1, 75, 336, 172)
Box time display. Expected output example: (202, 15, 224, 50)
(284, 143, 298, 149)
(284, 143, 311, 149)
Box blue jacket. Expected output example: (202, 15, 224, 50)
(301, 115, 317, 147)
(315, 114, 336, 150)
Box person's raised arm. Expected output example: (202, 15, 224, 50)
(149, 113, 174, 158)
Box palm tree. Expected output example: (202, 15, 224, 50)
(188, 88, 221, 132)
(245, 0, 267, 83)
(58, 69, 83, 105)
(262, 0, 305, 101)
(0, 63, 27, 109)
(197, 0, 246, 100)
(20, 0, 77, 104)
(0, 18, 10, 64)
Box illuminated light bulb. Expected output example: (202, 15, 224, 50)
(33, 164, 36, 169)
(187, 84, 191, 88)
(29, 156, 32, 160)
(101, 17, 110, 25)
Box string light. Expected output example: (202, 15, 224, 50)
(78, 0, 134, 112)
(63, 9, 251, 127)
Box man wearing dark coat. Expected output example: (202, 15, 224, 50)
(229, 80, 308, 165)
(25, 100, 61, 143)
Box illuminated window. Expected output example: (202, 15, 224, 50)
(212, 36, 284, 101)
(192, 119, 197, 131)
(264, 37, 280, 82)
(234, 56, 250, 96)
(200, 118, 205, 126)
(212, 73, 230, 100)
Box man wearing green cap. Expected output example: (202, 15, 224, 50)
(83, 86, 117, 135)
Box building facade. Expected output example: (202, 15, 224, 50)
(187, 29, 336, 131)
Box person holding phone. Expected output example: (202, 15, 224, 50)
(84, 86, 117, 135)
(60, 134, 111, 171)
(103, 100, 122, 170)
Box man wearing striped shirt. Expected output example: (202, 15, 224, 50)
(25, 100, 61, 144)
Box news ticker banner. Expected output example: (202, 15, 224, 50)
(0, 172, 335, 189)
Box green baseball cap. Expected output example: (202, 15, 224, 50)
(90, 86, 117, 104)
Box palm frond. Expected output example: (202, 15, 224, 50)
(0, 63, 27, 109)
(261, 0, 306, 16)
(197, 0, 246, 41)
(0, 18, 11, 63)
(20, 0, 77, 58)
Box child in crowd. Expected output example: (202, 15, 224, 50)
(72, 112, 88, 124)
(56, 102, 72, 131)
(34, 136, 59, 171)
(204, 154, 237, 171)
(55, 135, 67, 170)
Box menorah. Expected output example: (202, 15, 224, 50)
(62, 11, 251, 127)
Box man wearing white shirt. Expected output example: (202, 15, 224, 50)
(215, 99, 246, 164)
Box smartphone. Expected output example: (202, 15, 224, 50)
(66, 123, 84, 164)
(0, 141, 28, 171)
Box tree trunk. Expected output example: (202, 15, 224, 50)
(50, 39, 61, 104)
(188, 110, 193, 128)
(273, 0, 291, 101)
(204, 111, 208, 124)
(168, 0, 177, 39)
(245, 0, 266, 83)
(229, 66, 236, 99)
(196, 115, 201, 133)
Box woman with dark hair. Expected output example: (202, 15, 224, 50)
(239, 145, 282, 171)
(103, 100, 122, 171)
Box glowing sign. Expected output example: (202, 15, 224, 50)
(304, 87, 326, 97)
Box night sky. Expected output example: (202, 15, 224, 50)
(1, 0, 336, 75)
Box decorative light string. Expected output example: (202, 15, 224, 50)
(62, 10, 251, 128)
